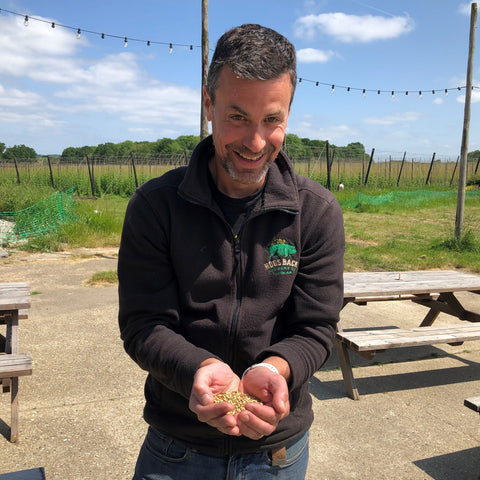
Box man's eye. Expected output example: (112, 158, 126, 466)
(231, 115, 244, 121)
(266, 117, 280, 123)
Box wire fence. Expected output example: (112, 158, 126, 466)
(1, 150, 479, 197)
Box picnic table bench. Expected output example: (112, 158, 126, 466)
(0, 282, 32, 442)
(336, 270, 480, 400)
(464, 396, 480, 414)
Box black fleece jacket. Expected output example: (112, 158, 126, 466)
(118, 136, 345, 455)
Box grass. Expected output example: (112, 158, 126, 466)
(1, 183, 479, 272)
(85, 270, 118, 286)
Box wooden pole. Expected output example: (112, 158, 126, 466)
(200, 0, 209, 140)
(425, 152, 436, 185)
(363, 148, 375, 186)
(397, 151, 406, 186)
(455, 2, 477, 239)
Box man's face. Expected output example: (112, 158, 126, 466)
(204, 67, 292, 198)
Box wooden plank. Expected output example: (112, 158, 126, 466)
(0, 282, 31, 311)
(464, 396, 480, 413)
(344, 270, 480, 299)
(0, 354, 33, 378)
(336, 324, 480, 351)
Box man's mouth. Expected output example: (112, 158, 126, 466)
(235, 151, 264, 162)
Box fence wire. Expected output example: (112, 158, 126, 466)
(0, 187, 76, 244)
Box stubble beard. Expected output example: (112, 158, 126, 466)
(222, 144, 277, 186)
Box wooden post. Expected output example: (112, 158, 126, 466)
(397, 151, 406, 186)
(455, 2, 477, 239)
(200, 0, 209, 140)
(425, 152, 436, 185)
(326, 140, 331, 190)
(13, 158, 21, 184)
(450, 156, 459, 186)
(130, 152, 138, 188)
(86, 155, 95, 197)
(364, 148, 375, 186)
(47, 155, 55, 189)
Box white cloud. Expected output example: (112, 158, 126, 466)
(0, 12, 200, 148)
(458, 2, 476, 15)
(297, 48, 336, 63)
(294, 12, 415, 43)
(363, 111, 421, 126)
(433, 97, 444, 105)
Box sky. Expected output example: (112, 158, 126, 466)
(0, 0, 479, 158)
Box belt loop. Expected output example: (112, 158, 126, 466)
(271, 446, 287, 466)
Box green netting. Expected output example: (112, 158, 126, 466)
(341, 189, 480, 209)
(0, 188, 76, 244)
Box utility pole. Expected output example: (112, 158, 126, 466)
(455, 2, 477, 239)
(200, 0, 209, 139)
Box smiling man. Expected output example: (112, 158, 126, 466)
(118, 24, 345, 480)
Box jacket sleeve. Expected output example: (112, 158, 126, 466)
(118, 188, 219, 399)
(259, 191, 345, 391)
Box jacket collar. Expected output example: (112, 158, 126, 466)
(178, 136, 300, 214)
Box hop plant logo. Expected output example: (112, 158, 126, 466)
(264, 239, 298, 275)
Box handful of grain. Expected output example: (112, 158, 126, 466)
(214, 391, 263, 414)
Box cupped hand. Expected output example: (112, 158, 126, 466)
(237, 365, 290, 439)
(189, 360, 242, 436)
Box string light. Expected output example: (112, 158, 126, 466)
(2, 6, 479, 99)
(0, 7, 201, 52)
(295, 77, 478, 99)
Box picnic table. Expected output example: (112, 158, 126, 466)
(336, 270, 480, 399)
(0, 282, 32, 442)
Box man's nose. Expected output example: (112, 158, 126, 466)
(243, 124, 267, 153)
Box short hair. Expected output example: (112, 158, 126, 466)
(207, 24, 297, 105)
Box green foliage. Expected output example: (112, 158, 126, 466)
(438, 229, 479, 253)
(3, 144, 37, 160)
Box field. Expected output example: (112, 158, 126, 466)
(1, 154, 479, 197)
(1, 158, 479, 272)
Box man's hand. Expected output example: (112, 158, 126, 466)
(238, 362, 290, 440)
(188, 359, 242, 436)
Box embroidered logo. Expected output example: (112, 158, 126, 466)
(264, 239, 298, 275)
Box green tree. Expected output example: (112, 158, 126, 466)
(94, 142, 118, 157)
(0, 142, 5, 158)
(3, 144, 37, 160)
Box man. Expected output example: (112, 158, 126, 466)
(118, 24, 345, 480)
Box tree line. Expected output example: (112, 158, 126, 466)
(2, 137, 480, 162)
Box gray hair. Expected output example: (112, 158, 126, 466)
(206, 24, 297, 105)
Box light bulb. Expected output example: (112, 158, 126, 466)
(169, 43, 173, 54)
(445, 89, 448, 96)
(391, 91, 395, 99)
(77, 28, 81, 39)
(331, 85, 335, 93)
(24, 15, 29, 26)
(362, 89, 365, 97)
(124, 37, 128, 48)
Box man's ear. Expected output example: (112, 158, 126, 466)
(203, 86, 213, 121)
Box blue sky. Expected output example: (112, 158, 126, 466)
(0, 0, 478, 158)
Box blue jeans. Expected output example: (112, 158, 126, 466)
(132, 427, 309, 480)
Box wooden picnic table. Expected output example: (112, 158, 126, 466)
(0, 282, 32, 442)
(336, 270, 480, 399)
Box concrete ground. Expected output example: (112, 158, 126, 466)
(0, 249, 479, 480)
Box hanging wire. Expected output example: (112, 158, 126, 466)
(2, 7, 479, 96)
(0, 7, 201, 50)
